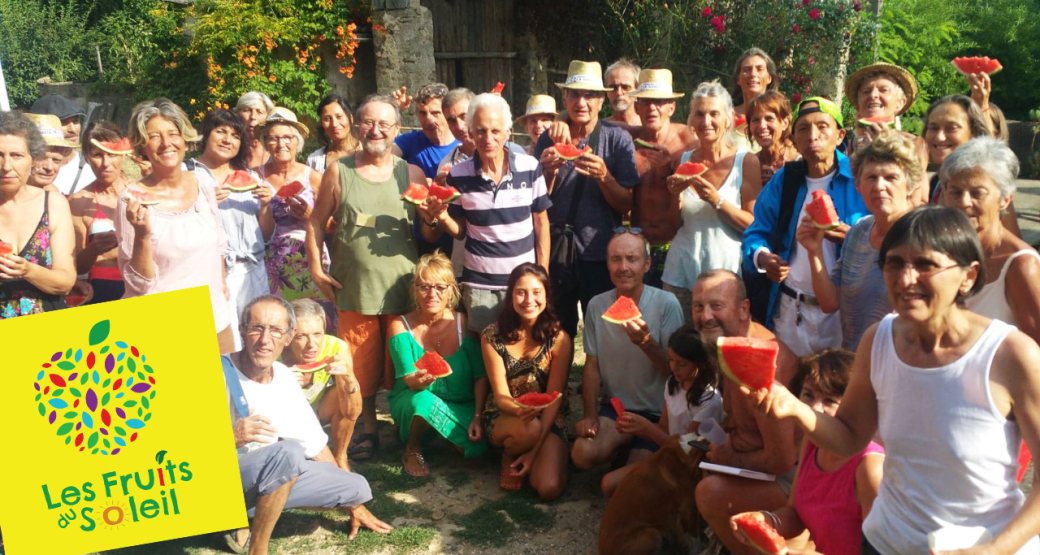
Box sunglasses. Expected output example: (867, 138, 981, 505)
(613, 226, 643, 235)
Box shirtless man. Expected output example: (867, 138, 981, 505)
(627, 69, 699, 287)
(688, 270, 799, 555)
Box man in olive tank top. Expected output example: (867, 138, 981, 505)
(306, 95, 439, 460)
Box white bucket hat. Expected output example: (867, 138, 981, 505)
(555, 60, 612, 92)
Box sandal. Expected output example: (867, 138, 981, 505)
(221, 528, 250, 554)
(348, 432, 379, 461)
(500, 471, 523, 491)
(402, 451, 429, 477)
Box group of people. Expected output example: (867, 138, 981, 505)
(1, 44, 1039, 555)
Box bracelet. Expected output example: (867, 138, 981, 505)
(424, 217, 439, 228)
(714, 196, 725, 210)
(761, 510, 782, 530)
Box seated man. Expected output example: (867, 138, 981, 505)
(283, 298, 360, 471)
(571, 230, 684, 472)
(689, 270, 799, 555)
(223, 295, 391, 555)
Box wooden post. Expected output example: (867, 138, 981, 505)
(95, 45, 104, 76)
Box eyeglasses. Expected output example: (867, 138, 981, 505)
(566, 90, 606, 101)
(243, 324, 288, 339)
(356, 120, 400, 133)
(614, 226, 644, 235)
(881, 257, 961, 279)
(416, 283, 451, 295)
(265, 135, 296, 145)
(608, 84, 635, 92)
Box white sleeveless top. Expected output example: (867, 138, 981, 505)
(661, 151, 746, 290)
(663, 384, 723, 436)
(863, 314, 1038, 554)
(966, 249, 1040, 325)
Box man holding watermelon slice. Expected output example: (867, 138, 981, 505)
(742, 97, 869, 357)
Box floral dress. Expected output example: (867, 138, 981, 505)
(261, 165, 336, 333)
(481, 324, 568, 443)
(1, 191, 63, 318)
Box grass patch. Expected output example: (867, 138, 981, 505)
(330, 525, 439, 554)
(453, 491, 554, 547)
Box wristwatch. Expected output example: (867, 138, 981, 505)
(424, 217, 439, 228)
(714, 196, 725, 210)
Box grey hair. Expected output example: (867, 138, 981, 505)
(358, 94, 403, 126)
(128, 98, 200, 150)
(939, 136, 1019, 200)
(856, 70, 906, 102)
(240, 294, 297, 332)
(415, 83, 449, 107)
(235, 91, 275, 115)
(288, 298, 326, 328)
(605, 58, 641, 81)
(466, 93, 513, 132)
(690, 80, 736, 145)
(257, 121, 305, 150)
(0, 111, 47, 160)
(443, 88, 475, 110)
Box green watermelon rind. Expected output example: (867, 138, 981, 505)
(401, 183, 429, 205)
(717, 337, 778, 391)
(633, 138, 658, 149)
(90, 138, 134, 156)
(294, 358, 331, 374)
(855, 117, 895, 130)
(228, 184, 259, 192)
(513, 390, 562, 409)
(429, 185, 462, 203)
(807, 191, 840, 231)
(555, 144, 591, 161)
(601, 296, 642, 324)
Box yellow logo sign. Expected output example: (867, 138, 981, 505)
(0, 288, 247, 554)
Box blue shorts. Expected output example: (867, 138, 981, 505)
(598, 403, 660, 453)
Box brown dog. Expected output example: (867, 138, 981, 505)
(598, 437, 706, 555)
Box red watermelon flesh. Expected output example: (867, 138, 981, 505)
(124, 189, 161, 206)
(602, 296, 642, 324)
(733, 114, 747, 128)
(951, 56, 1003, 76)
(717, 336, 779, 391)
(91, 137, 134, 155)
(674, 161, 709, 180)
(806, 190, 840, 230)
(415, 351, 453, 378)
(276, 181, 305, 199)
(491, 82, 505, 94)
(610, 397, 625, 416)
(856, 116, 895, 130)
(65, 295, 88, 307)
(514, 390, 562, 409)
(555, 143, 592, 161)
(429, 184, 461, 202)
(226, 170, 259, 192)
(401, 182, 430, 205)
(0, 240, 13, 256)
(295, 357, 332, 374)
(734, 514, 788, 555)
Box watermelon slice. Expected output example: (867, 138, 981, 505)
(806, 190, 840, 230)
(733, 114, 747, 128)
(610, 397, 625, 416)
(276, 181, 305, 199)
(717, 336, 779, 391)
(65, 295, 89, 307)
(951, 56, 1003, 76)
(514, 390, 562, 409)
(674, 161, 709, 180)
(602, 296, 642, 324)
(491, 82, 505, 94)
(634, 138, 658, 149)
(90, 137, 134, 156)
(428, 184, 461, 202)
(856, 116, 895, 130)
(401, 182, 429, 205)
(555, 143, 592, 161)
(734, 514, 788, 555)
(0, 240, 13, 256)
(124, 189, 161, 206)
(294, 357, 333, 374)
(415, 351, 453, 379)
(226, 170, 259, 192)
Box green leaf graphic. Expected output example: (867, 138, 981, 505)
(89, 320, 111, 346)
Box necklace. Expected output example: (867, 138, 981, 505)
(760, 144, 789, 170)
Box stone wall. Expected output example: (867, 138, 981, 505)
(372, 0, 436, 128)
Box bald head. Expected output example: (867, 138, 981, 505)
(691, 269, 750, 343)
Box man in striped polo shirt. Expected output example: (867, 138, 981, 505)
(424, 93, 551, 334)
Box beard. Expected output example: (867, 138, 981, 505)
(612, 99, 630, 113)
(362, 139, 391, 157)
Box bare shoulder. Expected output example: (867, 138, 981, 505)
(407, 163, 426, 183)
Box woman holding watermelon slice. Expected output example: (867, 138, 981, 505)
(748, 206, 1040, 555)
(481, 263, 572, 498)
(387, 253, 489, 477)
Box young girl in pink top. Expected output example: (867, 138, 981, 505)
(730, 349, 884, 555)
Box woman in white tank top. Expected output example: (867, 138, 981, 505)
(745, 207, 1040, 555)
(937, 137, 1040, 345)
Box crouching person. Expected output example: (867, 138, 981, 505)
(222, 295, 392, 555)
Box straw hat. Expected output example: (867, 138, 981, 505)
(25, 113, 78, 149)
(255, 106, 310, 139)
(844, 62, 919, 116)
(515, 95, 558, 126)
(555, 61, 612, 92)
(629, 69, 685, 99)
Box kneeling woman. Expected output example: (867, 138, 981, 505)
(387, 252, 489, 477)
(481, 263, 572, 499)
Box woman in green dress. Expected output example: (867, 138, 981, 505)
(387, 252, 489, 477)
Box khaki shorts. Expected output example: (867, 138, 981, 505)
(336, 311, 396, 397)
(462, 285, 509, 334)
